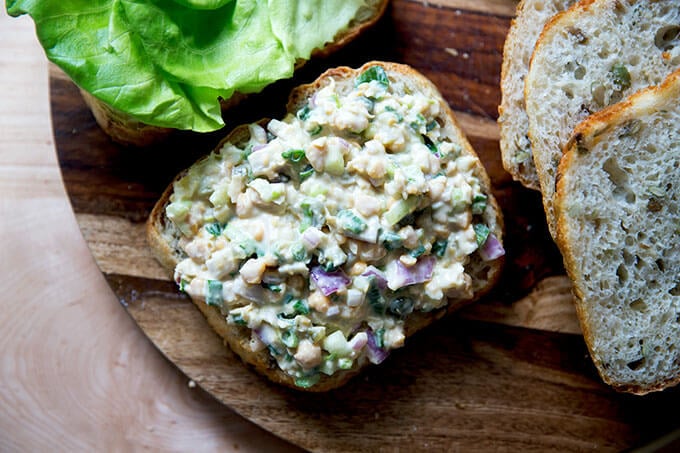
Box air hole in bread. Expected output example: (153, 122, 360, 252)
(629, 298, 647, 312)
(656, 259, 665, 272)
(602, 157, 629, 188)
(627, 357, 646, 371)
(623, 249, 635, 264)
(562, 87, 574, 99)
(669, 282, 680, 296)
(574, 66, 586, 80)
(617, 263, 629, 283)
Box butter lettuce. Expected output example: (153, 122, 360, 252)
(7, 0, 365, 132)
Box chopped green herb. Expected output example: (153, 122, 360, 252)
(179, 279, 189, 293)
(205, 280, 223, 307)
(355, 65, 389, 87)
(262, 282, 282, 293)
(432, 239, 448, 257)
(293, 299, 310, 315)
(308, 124, 323, 136)
(267, 344, 281, 356)
(295, 374, 320, 388)
(409, 245, 426, 258)
(610, 63, 631, 91)
(380, 230, 403, 251)
(297, 104, 311, 121)
(426, 120, 438, 132)
(282, 149, 306, 163)
(473, 223, 490, 247)
(471, 194, 488, 215)
(291, 243, 308, 261)
(281, 330, 299, 348)
(336, 209, 367, 234)
(205, 222, 226, 237)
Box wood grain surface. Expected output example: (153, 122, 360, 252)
(47, 0, 680, 451)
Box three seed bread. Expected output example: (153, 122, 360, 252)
(555, 68, 680, 394)
(498, 0, 577, 190)
(85, 0, 389, 147)
(525, 0, 680, 238)
(146, 62, 505, 391)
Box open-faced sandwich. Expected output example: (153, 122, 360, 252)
(147, 62, 505, 390)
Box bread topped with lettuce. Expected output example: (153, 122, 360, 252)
(147, 62, 505, 391)
(7, 0, 388, 146)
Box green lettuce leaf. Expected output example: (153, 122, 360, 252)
(7, 0, 366, 132)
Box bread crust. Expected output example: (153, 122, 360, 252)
(555, 69, 680, 395)
(85, 0, 389, 147)
(146, 61, 504, 391)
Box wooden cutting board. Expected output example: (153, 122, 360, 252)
(51, 1, 680, 450)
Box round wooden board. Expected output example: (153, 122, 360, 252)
(51, 1, 680, 451)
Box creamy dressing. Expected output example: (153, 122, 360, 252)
(166, 66, 498, 388)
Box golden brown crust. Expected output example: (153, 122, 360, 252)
(147, 61, 505, 391)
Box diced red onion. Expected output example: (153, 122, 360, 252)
(361, 265, 388, 289)
(349, 332, 368, 351)
(366, 330, 389, 365)
(302, 227, 323, 249)
(252, 143, 267, 153)
(310, 266, 350, 296)
(479, 233, 505, 261)
(385, 256, 435, 290)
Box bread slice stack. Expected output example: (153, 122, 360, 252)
(556, 69, 680, 394)
(500, 0, 680, 393)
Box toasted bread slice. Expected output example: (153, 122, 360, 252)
(525, 0, 680, 237)
(555, 68, 680, 394)
(498, 0, 577, 190)
(85, 0, 389, 147)
(147, 61, 505, 391)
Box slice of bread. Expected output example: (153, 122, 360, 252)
(555, 68, 680, 394)
(498, 0, 577, 191)
(525, 0, 680, 237)
(147, 61, 505, 391)
(86, 0, 388, 147)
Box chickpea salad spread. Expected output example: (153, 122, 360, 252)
(165, 65, 505, 388)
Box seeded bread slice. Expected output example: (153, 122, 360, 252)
(85, 0, 389, 147)
(498, 0, 577, 190)
(146, 61, 505, 391)
(525, 0, 680, 237)
(555, 68, 680, 394)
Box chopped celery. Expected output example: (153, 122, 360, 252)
(324, 146, 345, 176)
(205, 280, 223, 307)
(409, 245, 426, 258)
(295, 374, 320, 388)
(337, 358, 353, 370)
(281, 330, 299, 348)
(385, 196, 420, 226)
(323, 331, 351, 355)
(379, 230, 403, 251)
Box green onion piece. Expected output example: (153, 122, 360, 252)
(360, 96, 375, 112)
(409, 245, 426, 258)
(355, 65, 389, 87)
(179, 279, 189, 293)
(473, 224, 490, 247)
(299, 164, 315, 181)
(432, 239, 448, 257)
(230, 313, 247, 326)
(293, 299, 310, 315)
(291, 243, 308, 261)
(423, 135, 439, 156)
(336, 209, 367, 234)
(297, 105, 311, 121)
(205, 280, 223, 307)
(281, 330, 299, 348)
(282, 149, 306, 163)
(308, 124, 323, 136)
(262, 282, 282, 293)
(471, 194, 488, 215)
(295, 373, 320, 388)
(379, 230, 403, 251)
(388, 296, 414, 317)
(205, 222, 225, 237)
(426, 120, 438, 132)
(374, 328, 385, 349)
